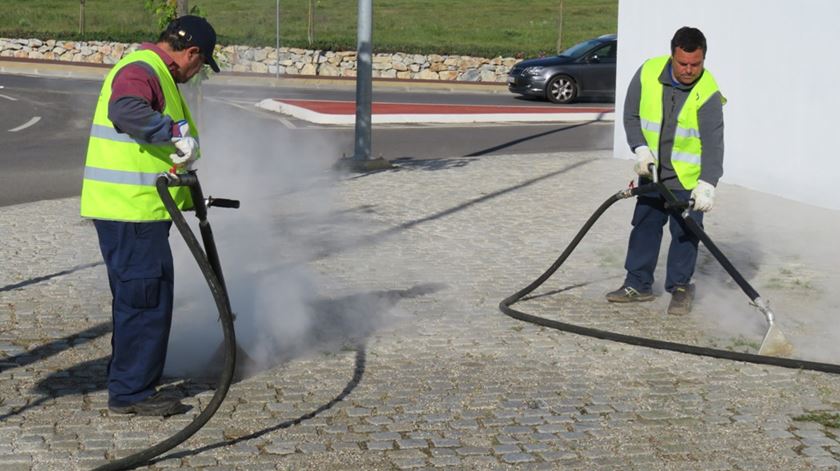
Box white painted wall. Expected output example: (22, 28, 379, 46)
(614, 0, 839, 210)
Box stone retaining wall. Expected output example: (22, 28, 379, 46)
(0, 38, 521, 82)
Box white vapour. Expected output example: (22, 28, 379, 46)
(163, 90, 345, 378)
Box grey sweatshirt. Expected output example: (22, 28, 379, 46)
(623, 60, 724, 190)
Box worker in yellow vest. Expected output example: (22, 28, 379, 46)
(80, 16, 220, 416)
(606, 27, 725, 316)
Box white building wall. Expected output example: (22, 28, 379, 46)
(614, 0, 839, 210)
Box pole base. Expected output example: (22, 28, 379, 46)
(334, 157, 393, 172)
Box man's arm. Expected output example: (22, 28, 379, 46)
(697, 91, 724, 186)
(623, 66, 646, 151)
(107, 63, 176, 143)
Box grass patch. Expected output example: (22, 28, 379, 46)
(0, 0, 617, 57)
(729, 335, 760, 352)
(763, 264, 817, 291)
(793, 411, 840, 429)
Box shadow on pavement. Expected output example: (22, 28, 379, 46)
(0, 261, 103, 293)
(389, 156, 480, 172)
(1, 284, 441, 423)
(0, 322, 110, 376)
(223, 283, 447, 380)
(520, 276, 623, 302)
(511, 95, 615, 105)
(0, 354, 108, 421)
(319, 159, 593, 260)
(151, 345, 367, 466)
(349, 121, 603, 178)
(465, 120, 605, 157)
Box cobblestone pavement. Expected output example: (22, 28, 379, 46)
(3, 151, 840, 470)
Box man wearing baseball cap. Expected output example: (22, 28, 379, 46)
(80, 15, 220, 416)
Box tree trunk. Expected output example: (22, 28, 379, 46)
(176, 0, 189, 17)
(307, 0, 315, 46)
(556, 0, 564, 53)
(79, 0, 85, 35)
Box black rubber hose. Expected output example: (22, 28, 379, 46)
(500, 184, 840, 375)
(93, 175, 238, 470)
(657, 187, 761, 301)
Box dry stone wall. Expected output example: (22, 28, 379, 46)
(0, 38, 521, 82)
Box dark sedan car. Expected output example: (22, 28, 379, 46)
(508, 34, 617, 104)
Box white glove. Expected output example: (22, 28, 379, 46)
(691, 180, 715, 212)
(170, 137, 199, 166)
(632, 145, 656, 178)
(170, 120, 199, 167)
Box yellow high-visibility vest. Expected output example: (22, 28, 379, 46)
(639, 55, 725, 190)
(80, 49, 196, 221)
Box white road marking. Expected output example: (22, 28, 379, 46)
(8, 116, 41, 132)
(204, 96, 298, 129)
(0, 93, 18, 101)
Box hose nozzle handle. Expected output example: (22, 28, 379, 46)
(207, 197, 240, 209)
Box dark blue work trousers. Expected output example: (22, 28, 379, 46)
(93, 220, 174, 407)
(623, 190, 703, 294)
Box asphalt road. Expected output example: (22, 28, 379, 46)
(0, 72, 613, 206)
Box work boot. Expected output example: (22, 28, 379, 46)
(605, 286, 654, 303)
(667, 284, 695, 315)
(109, 392, 191, 416)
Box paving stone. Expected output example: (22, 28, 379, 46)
(396, 439, 427, 449)
(297, 443, 327, 454)
(366, 441, 394, 451)
(502, 452, 536, 464)
(454, 446, 491, 456)
(264, 442, 296, 455)
(430, 455, 461, 467)
(430, 438, 460, 448)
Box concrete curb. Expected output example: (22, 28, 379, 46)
(256, 98, 615, 124)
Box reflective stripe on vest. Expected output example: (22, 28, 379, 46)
(80, 49, 197, 221)
(84, 167, 164, 186)
(638, 55, 724, 190)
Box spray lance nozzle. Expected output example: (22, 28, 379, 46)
(751, 296, 794, 357)
(750, 296, 776, 326)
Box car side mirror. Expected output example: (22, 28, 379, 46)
(588, 55, 601, 64)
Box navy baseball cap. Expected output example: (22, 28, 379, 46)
(169, 15, 220, 72)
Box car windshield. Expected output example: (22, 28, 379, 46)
(558, 38, 603, 58)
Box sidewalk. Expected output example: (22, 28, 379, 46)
(2, 149, 840, 470)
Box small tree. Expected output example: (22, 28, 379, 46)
(176, 0, 189, 17)
(144, 0, 204, 29)
(79, 0, 86, 34)
(556, 0, 565, 53)
(307, 0, 316, 46)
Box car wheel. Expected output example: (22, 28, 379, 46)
(546, 75, 578, 104)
